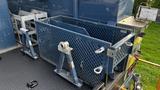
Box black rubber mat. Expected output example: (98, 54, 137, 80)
(0, 49, 91, 90)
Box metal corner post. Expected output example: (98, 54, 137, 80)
(73, 0, 78, 18)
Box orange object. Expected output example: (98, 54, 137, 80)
(157, 78, 160, 90)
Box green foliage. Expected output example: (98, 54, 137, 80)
(132, 1, 160, 89)
(152, 0, 160, 8)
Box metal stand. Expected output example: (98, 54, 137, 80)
(11, 9, 48, 60)
(12, 10, 48, 44)
(20, 28, 38, 60)
(54, 41, 83, 87)
(31, 9, 48, 20)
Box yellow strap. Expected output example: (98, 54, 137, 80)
(120, 85, 127, 90)
(138, 59, 160, 68)
(126, 55, 136, 70)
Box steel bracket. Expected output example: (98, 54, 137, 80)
(107, 48, 116, 58)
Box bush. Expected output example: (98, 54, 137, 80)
(152, 0, 160, 8)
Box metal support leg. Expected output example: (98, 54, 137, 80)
(133, 74, 142, 90)
(57, 53, 65, 73)
(20, 28, 38, 60)
(66, 53, 80, 85)
(73, 0, 78, 18)
(55, 41, 83, 87)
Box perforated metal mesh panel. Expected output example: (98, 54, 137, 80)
(113, 44, 129, 67)
(51, 16, 134, 68)
(36, 16, 134, 87)
(52, 16, 128, 44)
(36, 22, 111, 86)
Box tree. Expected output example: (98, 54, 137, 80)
(152, 0, 160, 8)
(133, 0, 148, 14)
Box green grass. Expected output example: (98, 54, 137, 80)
(136, 22, 160, 90)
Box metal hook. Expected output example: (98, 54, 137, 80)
(94, 66, 103, 75)
(95, 47, 105, 54)
(125, 42, 133, 47)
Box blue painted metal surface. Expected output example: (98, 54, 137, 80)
(0, 0, 16, 49)
(47, 0, 73, 16)
(8, 0, 134, 24)
(36, 16, 135, 87)
(79, 0, 134, 24)
(8, 0, 74, 16)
